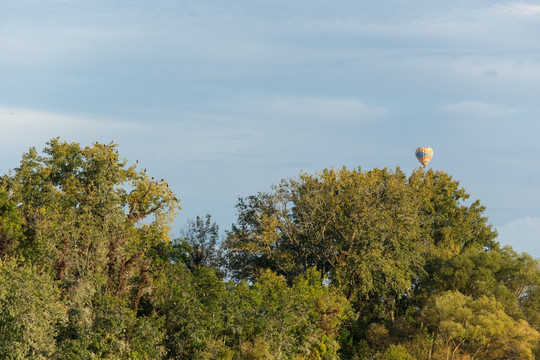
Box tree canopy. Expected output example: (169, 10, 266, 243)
(0, 139, 538, 359)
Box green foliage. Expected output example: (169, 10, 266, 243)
(0, 259, 67, 359)
(0, 187, 24, 258)
(152, 261, 232, 359)
(376, 345, 415, 360)
(224, 167, 499, 327)
(178, 214, 221, 269)
(225, 167, 426, 321)
(4, 138, 180, 307)
(0, 139, 539, 360)
(231, 268, 351, 359)
(422, 291, 539, 359)
(152, 248, 351, 359)
(408, 168, 496, 256)
(224, 166, 533, 359)
(57, 295, 165, 359)
(1, 139, 180, 359)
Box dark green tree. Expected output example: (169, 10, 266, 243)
(178, 214, 221, 269)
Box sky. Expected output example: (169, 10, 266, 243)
(1, 0, 539, 257)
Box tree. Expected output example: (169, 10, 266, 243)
(2, 139, 537, 360)
(408, 168, 498, 309)
(151, 235, 352, 360)
(225, 167, 425, 321)
(2, 138, 180, 307)
(407, 168, 496, 257)
(422, 291, 539, 359)
(0, 258, 67, 359)
(0, 139, 181, 359)
(57, 294, 165, 360)
(178, 214, 221, 269)
(152, 259, 233, 359)
(225, 168, 498, 320)
(0, 188, 23, 259)
(223, 167, 505, 358)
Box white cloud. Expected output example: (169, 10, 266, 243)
(441, 101, 522, 118)
(0, 105, 259, 165)
(0, 106, 131, 134)
(0, 106, 143, 167)
(495, 2, 540, 16)
(288, 2, 540, 55)
(2, 0, 540, 86)
(497, 217, 540, 258)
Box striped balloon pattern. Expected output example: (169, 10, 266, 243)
(415, 147, 433, 167)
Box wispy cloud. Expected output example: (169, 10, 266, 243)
(288, 2, 540, 53)
(441, 101, 522, 118)
(495, 2, 540, 16)
(2, 0, 540, 85)
(0, 106, 129, 136)
(0, 106, 142, 159)
(0, 106, 258, 164)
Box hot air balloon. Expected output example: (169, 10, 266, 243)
(415, 147, 433, 168)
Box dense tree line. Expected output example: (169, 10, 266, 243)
(0, 139, 538, 359)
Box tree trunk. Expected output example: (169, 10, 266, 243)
(451, 339, 465, 360)
(428, 331, 436, 360)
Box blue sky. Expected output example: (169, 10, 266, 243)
(1, 0, 539, 257)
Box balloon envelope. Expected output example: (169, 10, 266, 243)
(415, 147, 433, 167)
